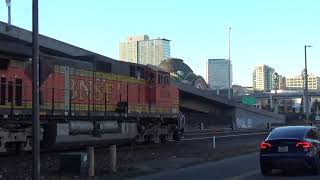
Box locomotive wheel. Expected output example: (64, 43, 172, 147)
(172, 130, 180, 141)
(159, 135, 167, 144)
(144, 135, 152, 144)
(15, 142, 22, 154)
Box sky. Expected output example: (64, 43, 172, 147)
(0, 0, 319, 86)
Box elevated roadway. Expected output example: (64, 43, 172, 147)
(232, 91, 320, 101)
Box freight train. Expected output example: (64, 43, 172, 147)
(0, 53, 185, 152)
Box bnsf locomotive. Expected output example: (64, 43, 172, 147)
(0, 53, 185, 152)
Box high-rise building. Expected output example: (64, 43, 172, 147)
(119, 35, 148, 63)
(119, 35, 170, 65)
(286, 74, 320, 90)
(252, 64, 275, 92)
(206, 59, 232, 89)
(278, 75, 287, 90)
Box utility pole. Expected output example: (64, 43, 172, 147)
(228, 27, 232, 100)
(304, 45, 312, 123)
(32, 0, 40, 179)
(5, 0, 11, 30)
(272, 72, 279, 114)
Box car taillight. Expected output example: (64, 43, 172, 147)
(296, 141, 313, 149)
(260, 141, 272, 149)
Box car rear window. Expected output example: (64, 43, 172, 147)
(267, 128, 308, 140)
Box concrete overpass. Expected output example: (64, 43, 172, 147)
(0, 21, 286, 129)
(232, 91, 320, 101)
(175, 81, 286, 129)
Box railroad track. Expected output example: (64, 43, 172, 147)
(0, 129, 269, 157)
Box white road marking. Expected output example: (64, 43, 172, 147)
(225, 170, 260, 180)
(181, 132, 268, 141)
(184, 130, 266, 136)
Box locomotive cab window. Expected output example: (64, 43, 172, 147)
(130, 65, 145, 79)
(157, 73, 169, 85)
(136, 66, 144, 79)
(130, 65, 135, 77)
(96, 61, 111, 73)
(148, 73, 155, 84)
(164, 76, 169, 85)
(0, 58, 9, 70)
(158, 74, 161, 84)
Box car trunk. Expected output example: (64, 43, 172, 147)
(262, 138, 305, 154)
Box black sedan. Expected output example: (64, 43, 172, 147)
(260, 126, 320, 175)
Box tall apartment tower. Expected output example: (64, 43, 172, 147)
(252, 64, 275, 92)
(278, 75, 287, 90)
(119, 35, 148, 63)
(119, 35, 170, 65)
(206, 59, 232, 89)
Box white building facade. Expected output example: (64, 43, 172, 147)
(119, 35, 170, 65)
(286, 74, 320, 90)
(206, 59, 232, 89)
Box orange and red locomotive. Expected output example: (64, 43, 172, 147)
(0, 53, 184, 152)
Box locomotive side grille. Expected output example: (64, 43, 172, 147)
(15, 78, 22, 106)
(0, 77, 6, 105)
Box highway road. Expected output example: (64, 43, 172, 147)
(130, 153, 320, 180)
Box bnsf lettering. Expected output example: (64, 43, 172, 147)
(70, 78, 113, 102)
(160, 90, 170, 98)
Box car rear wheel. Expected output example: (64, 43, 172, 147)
(260, 165, 272, 176)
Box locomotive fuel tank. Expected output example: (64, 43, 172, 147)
(69, 121, 94, 135)
(96, 121, 119, 133)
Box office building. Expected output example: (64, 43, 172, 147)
(206, 59, 232, 89)
(278, 75, 287, 90)
(119, 35, 170, 65)
(252, 64, 275, 92)
(286, 74, 320, 90)
(119, 35, 148, 63)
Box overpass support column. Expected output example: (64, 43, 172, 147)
(303, 95, 307, 114)
(269, 95, 273, 111)
(259, 99, 262, 110)
(274, 100, 279, 114)
(284, 100, 288, 113)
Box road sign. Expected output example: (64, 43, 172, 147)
(241, 96, 257, 105)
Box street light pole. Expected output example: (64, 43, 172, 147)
(5, 0, 11, 30)
(228, 27, 231, 100)
(32, 0, 40, 179)
(272, 72, 279, 114)
(304, 45, 311, 123)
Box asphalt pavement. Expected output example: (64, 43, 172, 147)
(129, 152, 320, 180)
